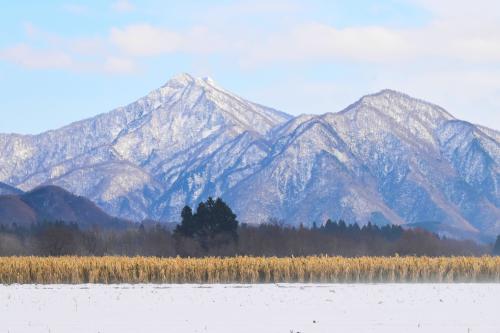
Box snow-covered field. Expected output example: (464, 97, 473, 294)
(1, 284, 498, 332)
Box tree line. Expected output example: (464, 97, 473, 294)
(0, 197, 497, 257)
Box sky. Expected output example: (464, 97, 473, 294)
(0, 0, 499, 134)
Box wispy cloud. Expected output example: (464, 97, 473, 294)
(103, 56, 137, 74)
(111, 0, 135, 13)
(0, 0, 499, 129)
(7, 0, 500, 68)
(110, 24, 182, 56)
(0, 24, 136, 74)
(109, 24, 226, 56)
(2, 0, 500, 107)
(241, 24, 412, 66)
(0, 44, 73, 69)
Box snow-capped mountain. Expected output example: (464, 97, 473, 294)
(0, 73, 290, 221)
(0, 75, 498, 240)
(226, 90, 499, 240)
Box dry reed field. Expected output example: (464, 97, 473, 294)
(0, 256, 499, 284)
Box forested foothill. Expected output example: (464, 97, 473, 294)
(0, 197, 496, 257)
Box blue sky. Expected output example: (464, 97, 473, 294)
(1, 0, 499, 134)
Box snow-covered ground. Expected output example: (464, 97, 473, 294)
(1, 284, 498, 332)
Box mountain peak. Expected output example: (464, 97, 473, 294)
(359, 89, 419, 104)
(201, 76, 216, 85)
(377, 88, 405, 96)
(172, 72, 195, 82)
(162, 73, 195, 89)
(163, 73, 219, 90)
(341, 89, 455, 125)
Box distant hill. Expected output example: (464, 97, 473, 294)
(0, 185, 131, 229)
(0, 182, 23, 195)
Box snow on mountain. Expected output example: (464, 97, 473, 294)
(0, 73, 291, 221)
(0, 76, 498, 240)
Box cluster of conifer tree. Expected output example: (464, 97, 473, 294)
(0, 197, 496, 257)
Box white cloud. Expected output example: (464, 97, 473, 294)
(111, 0, 135, 13)
(106, 0, 500, 67)
(0, 44, 73, 69)
(410, 0, 500, 20)
(406, 0, 500, 63)
(109, 24, 226, 56)
(110, 24, 182, 56)
(0, 24, 136, 74)
(238, 17, 500, 66)
(242, 23, 413, 66)
(9, 1, 500, 69)
(368, 67, 500, 128)
(109, 22, 413, 65)
(0, 43, 136, 74)
(2, 1, 500, 129)
(103, 56, 137, 74)
(67, 37, 107, 56)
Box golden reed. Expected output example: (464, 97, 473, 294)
(0, 256, 499, 284)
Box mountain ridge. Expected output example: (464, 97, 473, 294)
(0, 182, 23, 196)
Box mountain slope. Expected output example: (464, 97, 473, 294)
(0, 76, 498, 240)
(0, 74, 291, 221)
(226, 90, 498, 240)
(0, 186, 130, 228)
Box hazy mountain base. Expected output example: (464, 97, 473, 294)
(0, 221, 490, 257)
(0, 74, 498, 240)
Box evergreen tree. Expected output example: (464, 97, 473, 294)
(174, 197, 239, 249)
(174, 206, 196, 237)
(338, 220, 347, 233)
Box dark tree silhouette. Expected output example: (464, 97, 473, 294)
(36, 221, 80, 256)
(174, 197, 238, 250)
(178, 206, 196, 236)
(0, 217, 489, 257)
